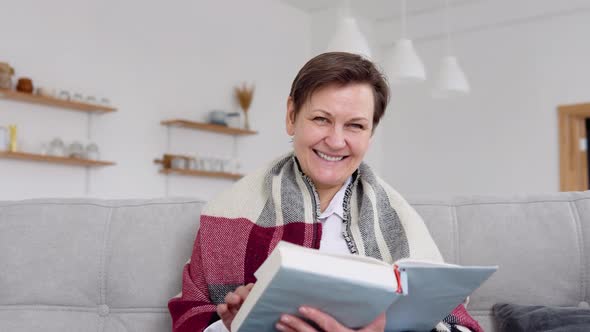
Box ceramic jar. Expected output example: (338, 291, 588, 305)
(68, 141, 85, 158)
(85, 143, 100, 160)
(16, 78, 33, 93)
(0, 62, 14, 89)
(48, 138, 66, 157)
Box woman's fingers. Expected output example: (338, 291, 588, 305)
(217, 303, 234, 330)
(277, 314, 318, 332)
(223, 284, 256, 317)
(216, 303, 227, 317)
(360, 313, 386, 332)
(276, 321, 299, 332)
(278, 308, 385, 332)
(234, 284, 253, 299)
(298, 306, 350, 332)
(224, 291, 241, 306)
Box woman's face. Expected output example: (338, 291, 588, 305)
(286, 83, 374, 191)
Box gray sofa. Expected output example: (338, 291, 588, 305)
(1, 191, 589, 331)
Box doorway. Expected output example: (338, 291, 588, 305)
(559, 103, 590, 191)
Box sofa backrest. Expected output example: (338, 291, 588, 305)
(1, 192, 589, 331)
(0, 198, 205, 332)
(411, 191, 590, 331)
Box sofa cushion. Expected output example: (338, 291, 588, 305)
(493, 303, 590, 332)
(0, 198, 205, 332)
(0, 201, 109, 306)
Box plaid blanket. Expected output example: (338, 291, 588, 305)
(168, 154, 482, 332)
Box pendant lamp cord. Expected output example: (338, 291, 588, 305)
(401, 0, 407, 38)
(343, 0, 351, 18)
(445, 0, 452, 56)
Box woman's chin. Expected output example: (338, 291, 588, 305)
(309, 173, 348, 190)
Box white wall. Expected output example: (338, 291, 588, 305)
(5, 0, 587, 200)
(0, 0, 311, 200)
(376, 1, 590, 196)
(309, 8, 385, 174)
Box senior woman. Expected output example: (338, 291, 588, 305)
(168, 52, 481, 332)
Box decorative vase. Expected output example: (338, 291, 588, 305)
(243, 112, 250, 130)
(234, 82, 254, 131)
(0, 62, 14, 89)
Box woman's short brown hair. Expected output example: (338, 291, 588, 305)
(288, 52, 390, 130)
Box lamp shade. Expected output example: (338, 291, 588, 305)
(387, 38, 426, 84)
(326, 16, 372, 58)
(432, 56, 470, 98)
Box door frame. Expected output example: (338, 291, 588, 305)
(559, 103, 590, 191)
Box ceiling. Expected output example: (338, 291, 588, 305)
(281, 0, 482, 22)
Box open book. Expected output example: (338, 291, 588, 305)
(231, 241, 497, 332)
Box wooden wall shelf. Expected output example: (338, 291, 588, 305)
(0, 151, 116, 167)
(0, 88, 116, 113)
(159, 168, 242, 180)
(161, 119, 257, 135)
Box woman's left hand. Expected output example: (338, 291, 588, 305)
(276, 306, 386, 332)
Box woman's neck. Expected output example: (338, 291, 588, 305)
(316, 185, 342, 213)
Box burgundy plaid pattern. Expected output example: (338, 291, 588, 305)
(168, 216, 320, 331)
(444, 304, 483, 332)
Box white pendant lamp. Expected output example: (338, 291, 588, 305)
(326, 0, 372, 58)
(432, 0, 470, 97)
(432, 56, 470, 97)
(387, 0, 426, 84)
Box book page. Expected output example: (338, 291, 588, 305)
(394, 258, 459, 268)
(279, 241, 390, 266)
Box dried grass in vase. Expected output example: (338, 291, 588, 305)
(234, 82, 255, 130)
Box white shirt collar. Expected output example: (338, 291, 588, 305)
(318, 176, 352, 220)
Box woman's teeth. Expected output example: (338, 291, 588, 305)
(316, 151, 344, 162)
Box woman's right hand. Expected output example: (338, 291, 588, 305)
(216, 283, 255, 331)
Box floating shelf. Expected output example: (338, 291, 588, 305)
(159, 168, 243, 180)
(0, 151, 116, 167)
(161, 119, 257, 135)
(0, 88, 116, 113)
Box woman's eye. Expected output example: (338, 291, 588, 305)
(313, 117, 329, 124)
(348, 123, 364, 130)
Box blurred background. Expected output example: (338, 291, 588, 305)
(1, 0, 589, 200)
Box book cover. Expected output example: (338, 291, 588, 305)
(386, 260, 497, 331)
(231, 241, 497, 332)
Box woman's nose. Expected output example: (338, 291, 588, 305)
(325, 127, 346, 149)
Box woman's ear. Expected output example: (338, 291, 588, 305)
(286, 97, 296, 136)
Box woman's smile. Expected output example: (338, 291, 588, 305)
(314, 150, 348, 162)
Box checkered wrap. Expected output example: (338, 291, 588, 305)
(168, 154, 482, 332)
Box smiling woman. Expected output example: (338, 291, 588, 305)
(168, 52, 483, 332)
(287, 83, 376, 211)
(285, 52, 389, 212)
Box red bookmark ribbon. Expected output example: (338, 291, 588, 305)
(394, 264, 403, 294)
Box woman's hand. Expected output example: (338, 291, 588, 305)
(276, 306, 386, 332)
(216, 283, 255, 331)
